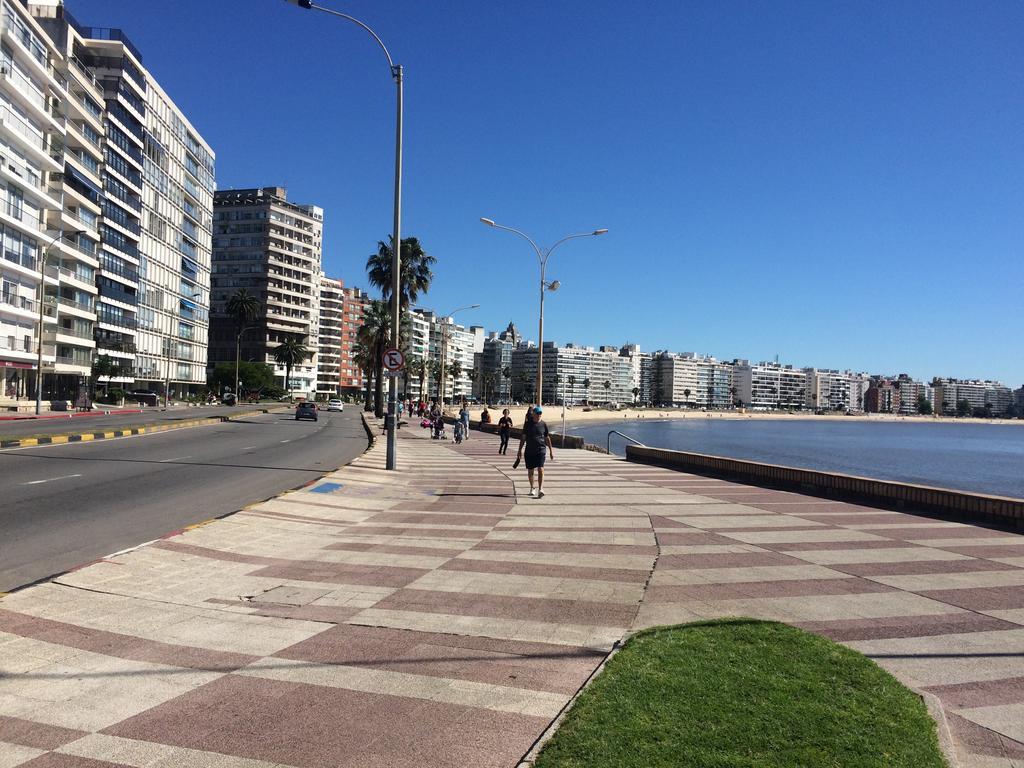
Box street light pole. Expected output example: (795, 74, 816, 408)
(285, 0, 402, 470)
(479, 219, 607, 405)
(36, 229, 85, 415)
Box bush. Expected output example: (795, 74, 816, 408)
(104, 387, 126, 404)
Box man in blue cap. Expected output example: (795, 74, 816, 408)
(516, 405, 554, 498)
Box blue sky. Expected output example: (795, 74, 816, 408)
(73, 0, 1023, 385)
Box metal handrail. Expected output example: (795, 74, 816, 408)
(607, 430, 646, 454)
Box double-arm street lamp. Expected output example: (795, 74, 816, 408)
(36, 229, 85, 415)
(285, 0, 403, 470)
(479, 218, 607, 405)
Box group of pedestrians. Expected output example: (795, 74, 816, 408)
(419, 400, 554, 498)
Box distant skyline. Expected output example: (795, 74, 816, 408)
(73, 0, 1024, 384)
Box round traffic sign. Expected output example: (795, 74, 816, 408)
(382, 347, 405, 371)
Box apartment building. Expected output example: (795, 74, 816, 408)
(804, 369, 851, 412)
(733, 361, 808, 410)
(29, 1, 215, 400)
(649, 352, 734, 408)
(338, 284, 368, 396)
(0, 0, 71, 407)
(406, 308, 483, 402)
(893, 374, 933, 415)
(932, 378, 1013, 416)
(209, 187, 322, 397)
(316, 274, 341, 397)
(506, 341, 638, 405)
(477, 322, 518, 402)
(848, 372, 871, 413)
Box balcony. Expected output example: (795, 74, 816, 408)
(57, 295, 95, 313)
(95, 309, 136, 330)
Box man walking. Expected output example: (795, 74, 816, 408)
(516, 406, 554, 498)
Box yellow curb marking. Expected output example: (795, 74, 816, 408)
(50, 436, 68, 444)
(20, 438, 37, 447)
(183, 518, 216, 531)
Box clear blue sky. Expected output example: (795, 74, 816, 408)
(73, 0, 1024, 386)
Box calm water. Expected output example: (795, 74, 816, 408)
(566, 418, 1024, 499)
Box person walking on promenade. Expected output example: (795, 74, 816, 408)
(497, 408, 513, 455)
(459, 404, 471, 440)
(516, 406, 553, 498)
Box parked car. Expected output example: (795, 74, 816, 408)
(295, 401, 318, 421)
(127, 389, 159, 406)
(327, 399, 344, 412)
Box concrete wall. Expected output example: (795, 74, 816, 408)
(626, 445, 1024, 529)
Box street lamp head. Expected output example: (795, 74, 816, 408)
(479, 218, 496, 227)
(548, 280, 561, 292)
(593, 228, 609, 236)
(470, 304, 481, 309)
(284, 0, 313, 8)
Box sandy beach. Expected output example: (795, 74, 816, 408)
(461, 404, 1023, 429)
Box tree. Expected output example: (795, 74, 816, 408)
(917, 394, 933, 415)
(90, 354, 118, 398)
(582, 378, 591, 405)
(447, 359, 463, 402)
(209, 362, 277, 398)
(503, 366, 512, 401)
(631, 386, 640, 404)
(272, 337, 310, 400)
(956, 399, 972, 418)
(352, 340, 374, 411)
(683, 388, 692, 407)
(426, 359, 443, 399)
(603, 380, 612, 403)
(730, 386, 738, 407)
(358, 300, 391, 416)
(407, 357, 426, 402)
(226, 289, 262, 393)
(366, 236, 436, 318)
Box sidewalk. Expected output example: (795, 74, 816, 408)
(0, 422, 1021, 767)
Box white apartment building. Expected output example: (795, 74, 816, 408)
(932, 378, 1013, 416)
(316, 274, 342, 397)
(848, 372, 871, 412)
(651, 352, 734, 408)
(29, 1, 215, 400)
(733, 361, 808, 410)
(507, 341, 637, 405)
(804, 369, 851, 412)
(407, 308, 483, 402)
(0, 0, 79, 408)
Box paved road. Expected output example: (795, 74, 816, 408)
(0, 404, 294, 439)
(0, 409, 367, 592)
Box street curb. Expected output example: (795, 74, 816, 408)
(0, 407, 287, 449)
(920, 689, 961, 768)
(0, 409, 144, 422)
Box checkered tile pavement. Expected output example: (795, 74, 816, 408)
(1, 422, 1021, 767)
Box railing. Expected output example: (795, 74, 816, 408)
(0, 335, 32, 353)
(57, 295, 94, 313)
(0, 291, 34, 312)
(53, 324, 93, 340)
(607, 430, 646, 455)
(54, 354, 91, 367)
(0, 104, 45, 151)
(0, 58, 47, 113)
(1, 151, 41, 187)
(95, 309, 136, 329)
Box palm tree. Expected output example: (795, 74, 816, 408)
(447, 359, 463, 403)
(272, 336, 309, 400)
(358, 300, 391, 416)
(226, 289, 261, 395)
(406, 358, 426, 402)
(426, 359, 442, 399)
(502, 366, 512, 401)
(730, 386, 738, 408)
(366, 237, 436, 320)
(603, 380, 612, 403)
(631, 386, 640, 405)
(683, 388, 692, 407)
(582, 378, 591, 405)
(352, 340, 374, 411)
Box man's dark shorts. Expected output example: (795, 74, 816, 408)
(525, 451, 546, 470)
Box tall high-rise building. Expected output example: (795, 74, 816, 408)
(316, 274, 342, 397)
(339, 284, 368, 396)
(31, 1, 215, 400)
(650, 352, 733, 408)
(0, 0, 75, 407)
(733, 361, 807, 410)
(209, 187, 322, 396)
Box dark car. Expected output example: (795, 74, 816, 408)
(295, 402, 318, 421)
(128, 389, 159, 406)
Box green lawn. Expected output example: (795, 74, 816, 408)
(533, 619, 947, 768)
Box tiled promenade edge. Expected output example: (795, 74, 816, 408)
(0, 422, 1021, 767)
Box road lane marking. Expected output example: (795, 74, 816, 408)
(158, 456, 191, 463)
(280, 440, 290, 444)
(22, 473, 82, 485)
(242, 446, 256, 449)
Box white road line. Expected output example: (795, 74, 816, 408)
(22, 473, 82, 486)
(158, 456, 191, 463)
(280, 440, 290, 444)
(242, 446, 257, 450)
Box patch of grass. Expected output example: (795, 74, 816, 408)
(533, 619, 946, 768)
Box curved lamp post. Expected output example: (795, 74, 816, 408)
(479, 218, 606, 405)
(286, 0, 403, 470)
(36, 229, 86, 414)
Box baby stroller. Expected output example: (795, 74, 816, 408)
(432, 416, 447, 440)
(453, 419, 464, 444)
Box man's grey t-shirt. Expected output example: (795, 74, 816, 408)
(522, 418, 549, 454)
